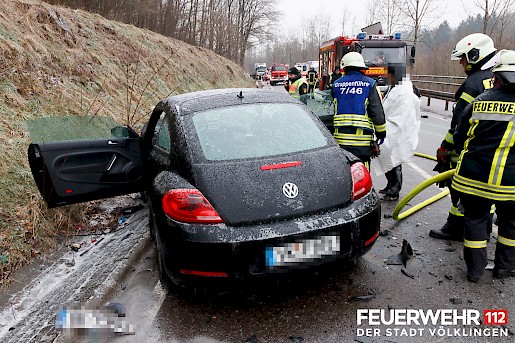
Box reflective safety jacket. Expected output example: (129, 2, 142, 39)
(288, 76, 308, 99)
(442, 56, 495, 162)
(452, 87, 515, 201)
(307, 70, 318, 86)
(332, 70, 386, 157)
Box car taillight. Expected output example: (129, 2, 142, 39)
(162, 189, 223, 223)
(351, 162, 372, 200)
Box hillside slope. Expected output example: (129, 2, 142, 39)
(0, 0, 255, 285)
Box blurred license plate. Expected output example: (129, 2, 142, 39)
(266, 235, 340, 267)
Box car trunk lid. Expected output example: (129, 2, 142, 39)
(192, 146, 352, 226)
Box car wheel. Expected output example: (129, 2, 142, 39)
(270, 81, 275, 86)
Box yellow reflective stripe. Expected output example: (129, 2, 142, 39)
(472, 101, 515, 115)
(357, 128, 363, 135)
(461, 120, 480, 152)
(364, 160, 370, 171)
(464, 239, 487, 248)
(452, 174, 515, 201)
(498, 235, 515, 247)
(488, 122, 515, 186)
(444, 131, 454, 144)
(333, 133, 373, 141)
(449, 205, 464, 217)
(374, 123, 386, 132)
(483, 78, 494, 90)
(490, 205, 495, 214)
(334, 114, 374, 130)
(460, 92, 475, 103)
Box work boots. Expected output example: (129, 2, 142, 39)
(429, 221, 464, 242)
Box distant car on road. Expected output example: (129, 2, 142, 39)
(27, 88, 381, 289)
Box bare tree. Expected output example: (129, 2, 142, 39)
(365, 0, 404, 34)
(469, 0, 514, 38)
(395, 0, 444, 47)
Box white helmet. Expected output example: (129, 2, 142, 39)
(482, 49, 515, 84)
(341, 52, 368, 69)
(450, 33, 496, 64)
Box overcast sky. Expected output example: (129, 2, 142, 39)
(275, 0, 480, 37)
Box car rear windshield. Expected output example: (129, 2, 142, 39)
(192, 103, 329, 161)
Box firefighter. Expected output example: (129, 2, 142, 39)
(429, 33, 497, 241)
(306, 66, 318, 94)
(329, 65, 342, 89)
(285, 67, 308, 100)
(332, 52, 386, 170)
(452, 49, 515, 282)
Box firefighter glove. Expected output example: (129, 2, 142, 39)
(377, 138, 384, 145)
(436, 146, 450, 164)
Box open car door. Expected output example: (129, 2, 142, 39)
(27, 116, 147, 208)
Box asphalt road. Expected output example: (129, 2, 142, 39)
(1, 88, 514, 343)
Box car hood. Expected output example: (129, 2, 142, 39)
(191, 146, 353, 226)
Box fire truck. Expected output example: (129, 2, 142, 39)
(270, 63, 289, 86)
(318, 31, 415, 92)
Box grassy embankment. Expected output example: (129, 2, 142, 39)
(0, 0, 255, 285)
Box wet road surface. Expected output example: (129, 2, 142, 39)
(1, 103, 514, 343)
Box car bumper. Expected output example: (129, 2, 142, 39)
(157, 191, 381, 285)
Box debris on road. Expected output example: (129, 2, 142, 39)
(349, 294, 376, 302)
(245, 334, 259, 343)
(385, 239, 414, 267)
(70, 243, 81, 252)
(401, 269, 415, 279)
(289, 336, 304, 343)
(450, 298, 462, 305)
(121, 205, 144, 216)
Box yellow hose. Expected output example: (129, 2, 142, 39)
(390, 152, 454, 220)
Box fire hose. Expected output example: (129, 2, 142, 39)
(391, 152, 455, 220)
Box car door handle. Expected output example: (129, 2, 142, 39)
(108, 140, 118, 145)
(106, 154, 117, 171)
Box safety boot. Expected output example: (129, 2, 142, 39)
(493, 268, 515, 279)
(429, 222, 464, 242)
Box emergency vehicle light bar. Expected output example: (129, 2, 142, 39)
(356, 32, 402, 40)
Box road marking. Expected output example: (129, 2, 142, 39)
(407, 161, 434, 179)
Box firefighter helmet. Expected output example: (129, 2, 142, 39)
(450, 33, 496, 64)
(341, 52, 368, 69)
(489, 49, 515, 84)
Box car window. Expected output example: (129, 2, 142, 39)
(301, 90, 335, 117)
(27, 115, 121, 143)
(156, 118, 171, 151)
(191, 103, 329, 161)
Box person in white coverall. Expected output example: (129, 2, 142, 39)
(373, 67, 421, 201)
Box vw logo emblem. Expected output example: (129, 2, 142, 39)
(282, 182, 299, 199)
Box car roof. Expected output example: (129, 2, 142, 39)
(158, 88, 299, 115)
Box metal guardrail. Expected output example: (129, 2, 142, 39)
(411, 75, 466, 111)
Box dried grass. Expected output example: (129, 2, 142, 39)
(0, 0, 255, 286)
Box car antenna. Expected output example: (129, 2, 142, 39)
(237, 91, 244, 99)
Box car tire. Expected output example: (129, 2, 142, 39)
(270, 81, 275, 86)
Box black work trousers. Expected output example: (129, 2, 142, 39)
(384, 165, 402, 196)
(460, 193, 515, 278)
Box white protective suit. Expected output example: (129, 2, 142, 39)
(373, 80, 421, 175)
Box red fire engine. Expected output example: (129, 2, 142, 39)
(318, 32, 415, 91)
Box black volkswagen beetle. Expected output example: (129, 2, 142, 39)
(28, 88, 380, 288)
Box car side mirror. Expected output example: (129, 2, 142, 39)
(111, 126, 139, 138)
